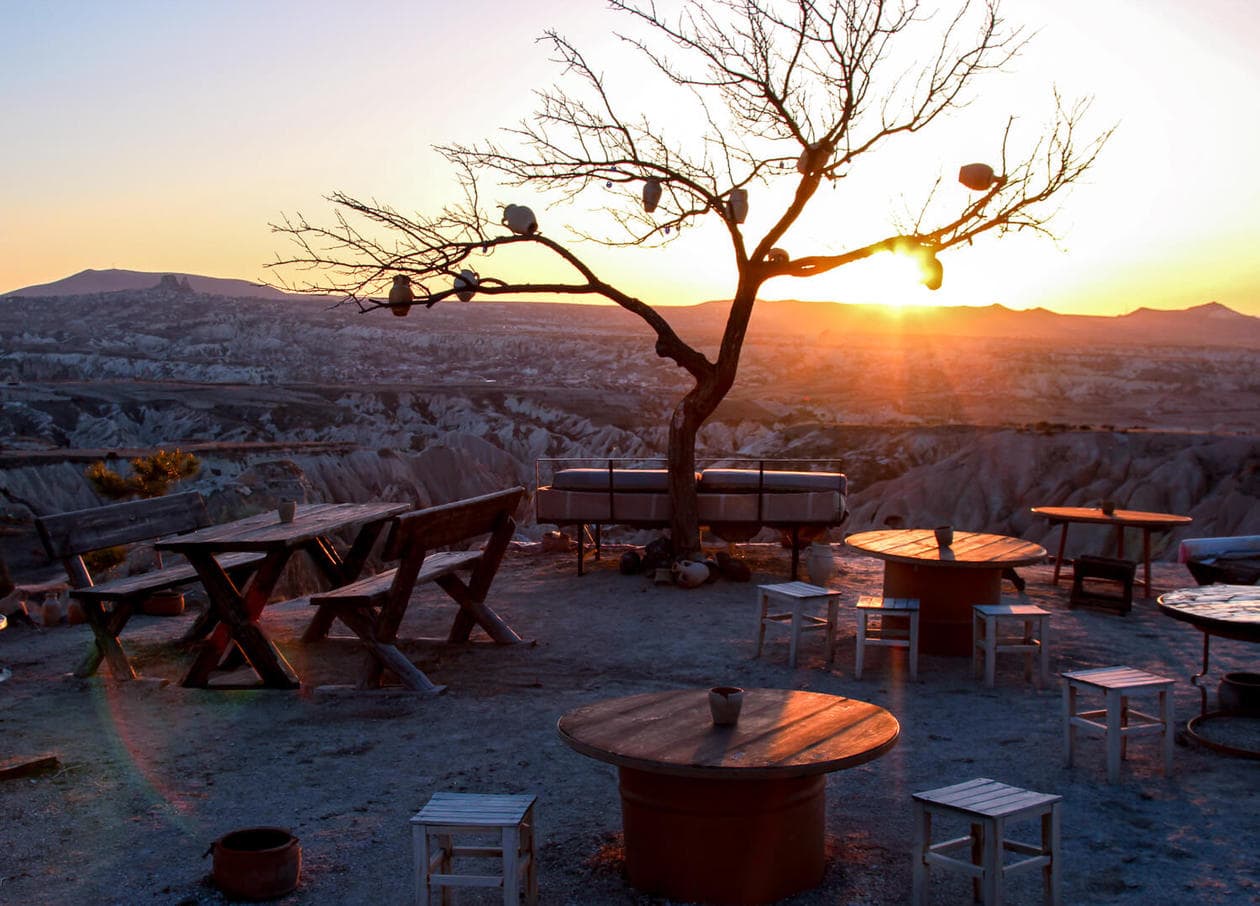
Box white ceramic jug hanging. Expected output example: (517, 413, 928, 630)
(642, 178, 662, 213)
(805, 542, 835, 586)
(726, 188, 748, 224)
(388, 274, 413, 317)
(454, 269, 479, 302)
(502, 204, 538, 235)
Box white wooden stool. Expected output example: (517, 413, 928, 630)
(912, 777, 1062, 906)
(1061, 666, 1175, 783)
(972, 603, 1050, 688)
(855, 596, 920, 680)
(755, 581, 840, 667)
(411, 791, 538, 905)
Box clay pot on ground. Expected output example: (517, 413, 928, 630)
(1219, 672, 1260, 715)
(65, 600, 87, 625)
(805, 543, 835, 586)
(142, 591, 185, 617)
(40, 596, 62, 627)
(207, 827, 301, 901)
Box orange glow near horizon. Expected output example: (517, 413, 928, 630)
(1, 2, 1259, 318)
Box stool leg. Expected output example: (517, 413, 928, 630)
(1038, 619, 1049, 689)
(755, 591, 768, 657)
(826, 596, 838, 665)
(984, 617, 997, 689)
(788, 600, 802, 668)
(1106, 689, 1122, 783)
(1043, 803, 1062, 906)
(1120, 695, 1130, 762)
(1063, 682, 1076, 768)
(908, 610, 920, 682)
(911, 801, 930, 905)
(972, 611, 982, 681)
(1160, 687, 1174, 776)
(437, 834, 453, 906)
(855, 611, 866, 679)
(982, 818, 1003, 906)
(502, 825, 521, 904)
(413, 824, 429, 906)
(1023, 619, 1034, 684)
(971, 822, 984, 903)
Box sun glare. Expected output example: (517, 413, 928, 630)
(821, 251, 937, 310)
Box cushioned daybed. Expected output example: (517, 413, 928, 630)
(535, 462, 848, 577)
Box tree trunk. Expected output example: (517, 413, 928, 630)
(667, 397, 703, 558)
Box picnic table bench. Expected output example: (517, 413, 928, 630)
(36, 492, 267, 680)
(304, 487, 526, 692)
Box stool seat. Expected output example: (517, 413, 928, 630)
(912, 777, 1062, 905)
(755, 581, 840, 668)
(972, 602, 1050, 688)
(855, 596, 920, 680)
(1061, 666, 1175, 783)
(411, 792, 538, 904)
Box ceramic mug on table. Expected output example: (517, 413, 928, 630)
(934, 525, 953, 548)
(277, 500, 297, 523)
(709, 686, 744, 725)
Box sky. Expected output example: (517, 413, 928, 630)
(2, 0, 1259, 316)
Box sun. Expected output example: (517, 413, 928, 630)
(784, 250, 940, 309)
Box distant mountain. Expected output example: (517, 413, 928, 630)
(692, 298, 1260, 348)
(2, 268, 295, 301)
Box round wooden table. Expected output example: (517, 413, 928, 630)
(557, 688, 899, 905)
(1031, 506, 1192, 598)
(845, 529, 1047, 656)
(1158, 585, 1260, 759)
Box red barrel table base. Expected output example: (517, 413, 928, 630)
(883, 562, 1002, 656)
(618, 767, 825, 905)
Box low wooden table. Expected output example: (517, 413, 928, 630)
(156, 501, 409, 689)
(1031, 506, 1192, 598)
(1157, 584, 1260, 759)
(557, 688, 899, 905)
(844, 530, 1046, 656)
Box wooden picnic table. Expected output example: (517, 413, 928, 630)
(845, 529, 1046, 656)
(156, 501, 410, 689)
(557, 688, 899, 905)
(1031, 505, 1192, 598)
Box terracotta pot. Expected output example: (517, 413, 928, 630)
(208, 827, 301, 901)
(1219, 672, 1260, 715)
(65, 600, 87, 626)
(40, 597, 62, 627)
(142, 591, 185, 617)
(805, 543, 835, 586)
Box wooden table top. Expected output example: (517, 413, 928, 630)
(557, 688, 899, 780)
(155, 501, 410, 553)
(844, 530, 1046, 569)
(1158, 585, 1260, 643)
(1031, 506, 1193, 529)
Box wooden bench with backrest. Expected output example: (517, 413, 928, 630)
(306, 487, 526, 692)
(36, 491, 267, 679)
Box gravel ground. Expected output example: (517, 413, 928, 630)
(1, 546, 1257, 905)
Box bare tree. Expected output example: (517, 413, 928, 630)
(271, 0, 1110, 559)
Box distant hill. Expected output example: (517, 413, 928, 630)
(2, 268, 294, 301)
(4, 267, 1257, 347)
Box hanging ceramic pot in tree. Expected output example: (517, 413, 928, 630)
(502, 204, 538, 235)
(454, 269, 479, 302)
(958, 163, 997, 191)
(642, 178, 663, 213)
(726, 188, 748, 224)
(388, 274, 414, 317)
(797, 141, 830, 175)
(767, 248, 789, 265)
(921, 254, 943, 291)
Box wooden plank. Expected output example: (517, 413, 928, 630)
(37, 492, 209, 558)
(157, 502, 410, 553)
(68, 551, 266, 602)
(845, 529, 1045, 568)
(0, 755, 60, 781)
